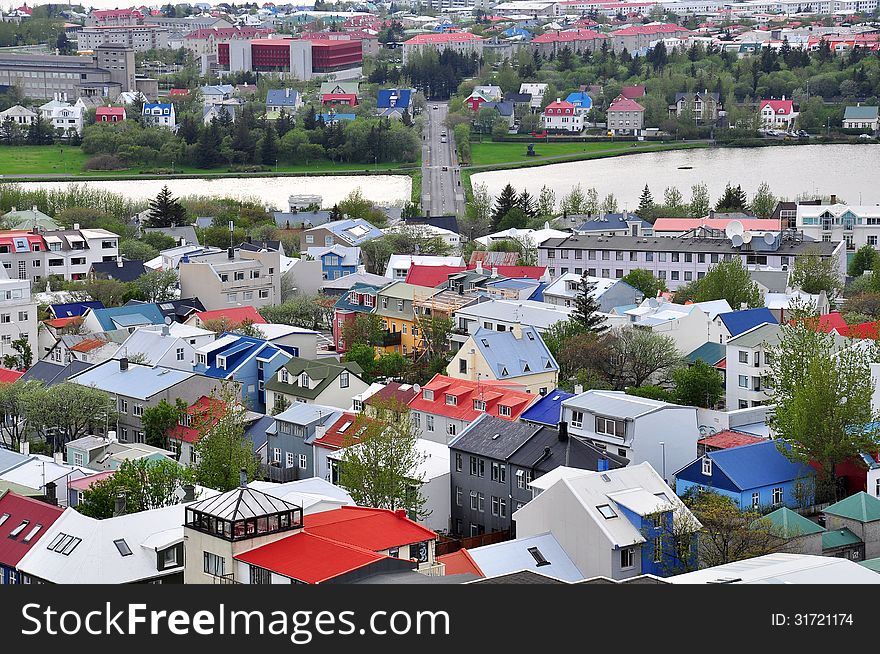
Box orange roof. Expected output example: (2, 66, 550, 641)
(697, 430, 765, 450)
(312, 412, 370, 451)
(44, 317, 81, 329)
(437, 548, 484, 577)
(195, 306, 266, 326)
(70, 338, 108, 353)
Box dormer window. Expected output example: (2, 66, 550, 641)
(280, 369, 289, 383)
(300, 372, 309, 389)
(474, 399, 486, 412)
(702, 457, 712, 476)
(216, 355, 226, 370)
(423, 389, 434, 401)
(498, 405, 511, 417)
(446, 394, 457, 406)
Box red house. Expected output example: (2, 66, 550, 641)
(0, 491, 65, 584)
(95, 106, 126, 123)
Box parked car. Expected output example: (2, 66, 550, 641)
(859, 133, 874, 139)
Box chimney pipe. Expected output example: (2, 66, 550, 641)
(119, 357, 129, 371)
(161, 323, 170, 336)
(117, 256, 123, 268)
(114, 491, 127, 517)
(183, 483, 196, 501)
(228, 247, 234, 259)
(598, 458, 609, 472)
(830, 194, 837, 205)
(239, 468, 247, 488)
(558, 421, 568, 442)
(45, 481, 57, 506)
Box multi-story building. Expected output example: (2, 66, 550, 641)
(300, 218, 383, 251)
(529, 29, 607, 57)
(542, 99, 583, 133)
(266, 358, 369, 414)
(142, 102, 176, 129)
(85, 8, 144, 27)
(407, 374, 537, 445)
(0, 51, 130, 101)
(543, 274, 643, 312)
(669, 90, 723, 123)
(607, 95, 645, 135)
(265, 403, 343, 483)
(178, 247, 281, 311)
(0, 274, 37, 360)
(182, 26, 275, 57)
(0, 105, 36, 126)
(78, 25, 169, 52)
(724, 322, 780, 410)
(222, 38, 314, 79)
(332, 281, 385, 354)
(760, 97, 798, 129)
(0, 227, 118, 283)
(450, 298, 573, 346)
(38, 99, 84, 136)
(607, 23, 690, 53)
(537, 233, 847, 290)
(375, 281, 440, 356)
(796, 202, 880, 253)
(401, 32, 484, 65)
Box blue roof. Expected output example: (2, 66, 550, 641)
(90, 304, 165, 332)
(576, 213, 651, 232)
(333, 282, 383, 312)
(486, 278, 539, 291)
(266, 88, 300, 107)
(199, 333, 286, 379)
(377, 88, 412, 109)
(528, 282, 547, 302)
(718, 307, 778, 338)
(481, 101, 514, 117)
(699, 440, 814, 491)
(502, 26, 531, 38)
(471, 326, 558, 380)
(322, 218, 384, 246)
(143, 103, 172, 110)
(565, 91, 593, 109)
(70, 361, 194, 400)
(50, 301, 104, 318)
(520, 390, 575, 426)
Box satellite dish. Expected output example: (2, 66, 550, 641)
(164, 316, 173, 325)
(725, 220, 744, 238)
(413, 384, 421, 394)
(764, 231, 776, 245)
(741, 231, 753, 244)
(731, 234, 744, 248)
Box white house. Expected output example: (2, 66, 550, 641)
(543, 274, 644, 313)
(542, 99, 583, 133)
(759, 98, 798, 129)
(561, 390, 701, 482)
(724, 322, 780, 410)
(0, 104, 37, 126)
(520, 82, 548, 110)
(39, 99, 84, 135)
(113, 323, 216, 370)
(619, 298, 733, 355)
(797, 203, 880, 252)
(451, 299, 573, 346)
(142, 103, 176, 129)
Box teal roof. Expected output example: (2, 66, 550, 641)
(686, 341, 726, 366)
(822, 527, 862, 550)
(763, 507, 824, 538)
(858, 557, 880, 572)
(825, 491, 880, 523)
(844, 105, 878, 120)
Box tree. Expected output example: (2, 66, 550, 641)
(492, 184, 519, 227)
(76, 458, 196, 519)
(344, 343, 377, 379)
(767, 320, 880, 502)
(142, 399, 186, 449)
(637, 184, 655, 218)
(24, 382, 117, 453)
(418, 315, 453, 360)
(848, 244, 880, 278)
(132, 269, 178, 303)
(689, 182, 711, 217)
(662, 186, 687, 217)
(607, 327, 681, 389)
(692, 258, 763, 309)
(0, 380, 41, 450)
(517, 190, 537, 218)
(120, 239, 159, 262)
(789, 247, 841, 298)
(672, 360, 723, 408)
(342, 313, 385, 348)
(571, 275, 608, 334)
(337, 398, 429, 520)
(683, 490, 791, 568)
(715, 183, 748, 212)
(193, 382, 259, 491)
(146, 185, 186, 227)
(260, 120, 278, 166)
(537, 185, 556, 218)
(750, 181, 777, 219)
(10, 336, 32, 370)
(600, 193, 619, 214)
(560, 184, 586, 215)
(622, 268, 666, 299)
(460, 182, 494, 240)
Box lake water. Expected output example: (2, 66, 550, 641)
(470, 144, 880, 209)
(16, 175, 413, 212)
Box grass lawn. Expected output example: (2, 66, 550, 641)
(468, 140, 703, 166)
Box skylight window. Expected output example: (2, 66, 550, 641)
(600, 474, 612, 483)
(655, 492, 671, 502)
(114, 539, 133, 557)
(9, 519, 29, 538)
(481, 339, 489, 347)
(339, 421, 352, 433)
(526, 332, 535, 340)
(22, 524, 42, 543)
(597, 504, 617, 519)
(0, 513, 9, 527)
(527, 546, 550, 567)
(47, 533, 82, 555)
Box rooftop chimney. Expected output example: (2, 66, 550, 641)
(395, 508, 407, 519)
(119, 356, 129, 371)
(239, 468, 247, 488)
(597, 458, 609, 472)
(32, 205, 37, 212)
(161, 323, 170, 336)
(476, 260, 483, 274)
(491, 266, 498, 278)
(228, 247, 234, 259)
(19, 440, 29, 456)
(45, 481, 57, 506)
(117, 256, 123, 268)
(574, 384, 584, 394)
(830, 194, 837, 204)
(285, 88, 290, 97)
(740, 302, 748, 310)
(114, 491, 127, 517)
(558, 421, 568, 442)
(73, 223, 80, 230)
(182, 483, 196, 502)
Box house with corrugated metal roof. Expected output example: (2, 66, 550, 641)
(265, 358, 369, 414)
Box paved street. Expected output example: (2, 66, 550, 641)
(421, 101, 466, 218)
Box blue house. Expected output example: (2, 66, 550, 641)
(306, 244, 361, 280)
(265, 403, 342, 482)
(716, 307, 778, 341)
(193, 333, 292, 413)
(83, 303, 166, 333)
(376, 88, 413, 118)
(565, 91, 593, 111)
(49, 300, 104, 319)
(674, 440, 816, 511)
(266, 88, 301, 112)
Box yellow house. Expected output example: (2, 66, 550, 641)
(446, 324, 559, 395)
(374, 281, 440, 356)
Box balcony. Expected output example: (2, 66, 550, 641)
(381, 330, 402, 347)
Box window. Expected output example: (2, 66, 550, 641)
(118, 398, 128, 413)
(74, 452, 84, 467)
(595, 416, 625, 438)
(459, 358, 467, 374)
(113, 539, 132, 556)
(286, 452, 295, 468)
(772, 487, 783, 505)
(18, 311, 28, 322)
(570, 410, 584, 428)
(9, 520, 29, 537)
(653, 536, 662, 563)
(739, 350, 749, 364)
(702, 457, 712, 475)
(499, 497, 507, 518)
(478, 493, 485, 512)
(203, 552, 225, 577)
(411, 412, 420, 429)
(176, 347, 185, 361)
(339, 371, 349, 388)
(456, 487, 462, 506)
(597, 504, 617, 519)
(470, 491, 478, 510)
(498, 404, 511, 417)
(738, 375, 749, 388)
(491, 495, 500, 516)
(752, 492, 760, 508)
(299, 454, 307, 470)
(133, 404, 144, 417)
(447, 423, 457, 437)
(445, 394, 457, 406)
(473, 399, 486, 412)
(620, 547, 634, 569)
(455, 453, 462, 472)
(426, 415, 434, 431)
(300, 372, 309, 389)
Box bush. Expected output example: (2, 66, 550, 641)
(83, 154, 128, 170)
(228, 164, 269, 173)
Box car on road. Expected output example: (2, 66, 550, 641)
(859, 133, 874, 139)
(433, 105, 439, 110)
(440, 137, 447, 143)
(442, 166, 448, 171)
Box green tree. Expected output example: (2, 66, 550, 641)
(146, 185, 186, 227)
(672, 360, 724, 408)
(132, 269, 178, 303)
(767, 320, 880, 502)
(572, 275, 609, 334)
(337, 398, 429, 520)
(141, 398, 186, 449)
(637, 184, 655, 219)
(537, 185, 556, 218)
(689, 182, 711, 217)
(24, 382, 117, 453)
(120, 239, 159, 261)
(750, 181, 778, 219)
(77, 458, 196, 519)
(848, 244, 880, 278)
(0, 380, 41, 450)
(492, 183, 519, 227)
(342, 313, 385, 348)
(460, 182, 493, 239)
(10, 336, 32, 370)
(622, 268, 667, 299)
(344, 343, 377, 379)
(193, 382, 259, 491)
(789, 247, 841, 298)
(715, 183, 748, 212)
(260, 121, 279, 166)
(692, 258, 762, 309)
(608, 328, 681, 389)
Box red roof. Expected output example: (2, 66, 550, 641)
(303, 506, 436, 551)
(612, 23, 688, 36)
(609, 95, 645, 112)
(760, 99, 795, 115)
(311, 412, 369, 451)
(70, 338, 109, 353)
(195, 306, 266, 326)
(620, 85, 646, 99)
(44, 317, 80, 329)
(322, 93, 358, 104)
(0, 231, 45, 250)
(404, 264, 546, 288)
(168, 88, 190, 96)
(407, 374, 536, 423)
(839, 321, 880, 339)
(168, 396, 225, 444)
(531, 29, 606, 43)
(67, 471, 115, 492)
(789, 311, 848, 334)
(0, 368, 24, 384)
(544, 100, 576, 115)
(234, 531, 390, 583)
(365, 382, 420, 409)
(697, 430, 765, 450)
(437, 548, 484, 577)
(404, 32, 483, 45)
(0, 491, 65, 568)
(96, 107, 125, 117)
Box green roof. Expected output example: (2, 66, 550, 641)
(3, 208, 60, 231)
(822, 527, 862, 550)
(858, 557, 880, 572)
(824, 491, 880, 523)
(265, 357, 364, 400)
(763, 507, 825, 538)
(685, 341, 726, 366)
(843, 105, 878, 120)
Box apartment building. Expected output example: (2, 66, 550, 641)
(179, 247, 281, 311)
(796, 202, 880, 253)
(78, 25, 169, 52)
(0, 49, 132, 101)
(401, 32, 483, 65)
(0, 275, 38, 359)
(724, 322, 781, 410)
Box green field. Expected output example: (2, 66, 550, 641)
(468, 140, 704, 166)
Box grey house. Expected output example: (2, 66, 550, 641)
(448, 415, 626, 538)
(265, 403, 342, 483)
